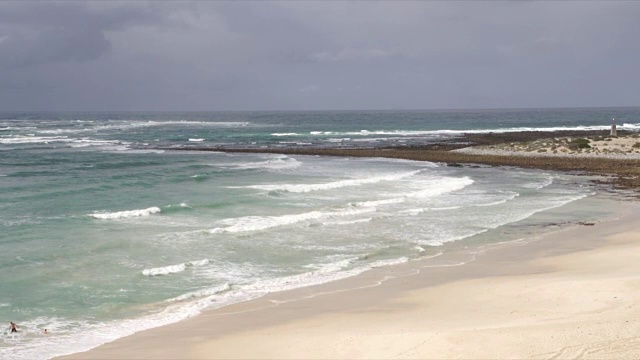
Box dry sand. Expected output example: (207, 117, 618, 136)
(184, 131, 640, 191)
(456, 134, 640, 159)
(61, 199, 640, 359)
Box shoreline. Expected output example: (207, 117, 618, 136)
(58, 132, 640, 359)
(161, 130, 640, 193)
(59, 194, 640, 359)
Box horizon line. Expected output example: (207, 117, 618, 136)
(1, 105, 640, 113)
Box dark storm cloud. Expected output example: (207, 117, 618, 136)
(0, 2, 167, 69)
(0, 1, 638, 110)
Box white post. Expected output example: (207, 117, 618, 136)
(610, 118, 617, 136)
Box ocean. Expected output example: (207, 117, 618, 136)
(1, 108, 639, 359)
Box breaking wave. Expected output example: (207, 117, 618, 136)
(89, 207, 161, 220)
(142, 259, 210, 276)
(209, 207, 376, 234)
(221, 155, 301, 171)
(234, 170, 420, 193)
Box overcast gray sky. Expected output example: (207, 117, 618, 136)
(0, 1, 638, 111)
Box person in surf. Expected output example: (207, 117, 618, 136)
(10, 322, 18, 333)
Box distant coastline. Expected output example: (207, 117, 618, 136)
(164, 130, 640, 194)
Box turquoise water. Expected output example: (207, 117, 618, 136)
(1, 108, 639, 359)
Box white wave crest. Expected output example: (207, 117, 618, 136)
(188, 138, 205, 142)
(523, 176, 554, 190)
(189, 259, 210, 267)
(142, 264, 186, 276)
(37, 121, 252, 135)
(3, 251, 414, 360)
(89, 207, 161, 220)
(223, 155, 301, 171)
(235, 170, 420, 193)
(165, 203, 190, 209)
(315, 124, 638, 138)
(209, 207, 376, 234)
(0, 136, 74, 144)
(69, 139, 127, 148)
(142, 259, 210, 276)
(473, 192, 521, 207)
(166, 283, 231, 302)
(353, 176, 474, 208)
(622, 123, 640, 130)
(399, 206, 462, 216)
(244, 258, 362, 293)
(369, 257, 409, 268)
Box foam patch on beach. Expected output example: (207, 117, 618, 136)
(4, 252, 411, 359)
(89, 207, 161, 220)
(241, 256, 408, 294)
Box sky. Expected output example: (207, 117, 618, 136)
(0, 1, 638, 111)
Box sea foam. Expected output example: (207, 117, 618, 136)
(353, 176, 474, 208)
(142, 264, 186, 276)
(222, 155, 301, 171)
(142, 259, 210, 276)
(89, 207, 161, 220)
(234, 170, 420, 193)
(166, 283, 231, 302)
(209, 207, 376, 234)
(0, 136, 74, 144)
(9, 253, 409, 359)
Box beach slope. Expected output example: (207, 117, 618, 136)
(62, 202, 640, 359)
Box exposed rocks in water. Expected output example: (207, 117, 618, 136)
(160, 130, 640, 195)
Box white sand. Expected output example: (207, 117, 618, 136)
(60, 200, 640, 359)
(456, 133, 640, 159)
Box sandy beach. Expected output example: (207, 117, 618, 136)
(5, 2, 639, 357)
(183, 131, 640, 192)
(60, 194, 640, 359)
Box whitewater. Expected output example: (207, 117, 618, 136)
(1, 108, 639, 359)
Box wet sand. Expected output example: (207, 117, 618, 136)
(60, 198, 640, 359)
(61, 132, 640, 359)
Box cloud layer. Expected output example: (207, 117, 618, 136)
(0, 1, 638, 111)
